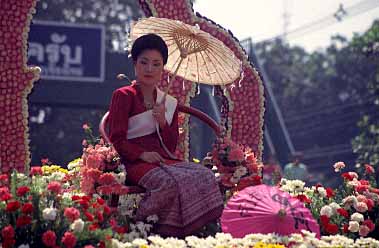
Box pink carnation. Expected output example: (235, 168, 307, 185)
(30, 166, 43, 176)
(61, 232, 77, 248)
(359, 224, 370, 237)
(47, 181, 61, 194)
(64, 207, 80, 222)
(333, 161, 345, 172)
(355, 202, 368, 213)
(98, 173, 116, 185)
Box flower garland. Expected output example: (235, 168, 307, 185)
(0, 0, 40, 173)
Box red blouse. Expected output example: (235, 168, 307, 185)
(108, 82, 179, 165)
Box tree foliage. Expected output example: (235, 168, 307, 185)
(254, 20, 379, 168)
(351, 20, 379, 166)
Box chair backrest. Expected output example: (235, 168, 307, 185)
(99, 104, 221, 145)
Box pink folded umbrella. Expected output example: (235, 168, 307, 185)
(221, 184, 320, 238)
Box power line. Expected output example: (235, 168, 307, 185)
(257, 0, 379, 43)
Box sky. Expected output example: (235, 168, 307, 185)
(193, 0, 379, 52)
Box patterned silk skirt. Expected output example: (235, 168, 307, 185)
(135, 162, 224, 237)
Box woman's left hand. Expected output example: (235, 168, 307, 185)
(152, 103, 166, 128)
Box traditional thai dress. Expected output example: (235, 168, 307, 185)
(108, 82, 223, 237)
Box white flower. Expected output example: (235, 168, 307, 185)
(342, 195, 357, 209)
(351, 212, 364, 222)
(347, 178, 360, 188)
(230, 176, 240, 184)
(131, 238, 148, 246)
(317, 187, 327, 197)
(233, 166, 247, 178)
(70, 218, 84, 232)
(146, 215, 159, 223)
(320, 205, 333, 217)
(42, 207, 57, 221)
(329, 202, 341, 214)
(18, 244, 30, 248)
(348, 221, 360, 232)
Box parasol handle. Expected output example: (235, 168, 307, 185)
(161, 57, 184, 104)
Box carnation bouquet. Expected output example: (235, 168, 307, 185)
(279, 162, 379, 239)
(203, 130, 263, 195)
(0, 167, 123, 248)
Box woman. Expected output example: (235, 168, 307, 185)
(108, 33, 223, 237)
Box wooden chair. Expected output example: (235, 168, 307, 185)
(99, 104, 222, 194)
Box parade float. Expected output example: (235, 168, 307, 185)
(1, 0, 379, 247)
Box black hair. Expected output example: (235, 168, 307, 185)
(131, 33, 168, 65)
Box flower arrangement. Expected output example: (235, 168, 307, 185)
(279, 161, 379, 239)
(0, 168, 127, 248)
(108, 230, 379, 248)
(80, 124, 129, 198)
(204, 131, 263, 195)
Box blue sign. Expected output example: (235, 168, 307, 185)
(28, 20, 105, 82)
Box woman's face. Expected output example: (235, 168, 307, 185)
(134, 49, 164, 87)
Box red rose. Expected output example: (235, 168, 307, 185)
(325, 223, 339, 235)
(97, 197, 105, 205)
(16, 215, 32, 227)
(1, 225, 15, 239)
(78, 199, 89, 209)
(113, 225, 128, 234)
(326, 188, 335, 198)
(1, 192, 12, 201)
(98, 241, 106, 248)
(64, 207, 80, 222)
(341, 172, 354, 181)
(96, 211, 104, 222)
(337, 208, 349, 218)
(71, 195, 81, 201)
(6, 200, 20, 212)
(61, 232, 77, 248)
(320, 215, 329, 226)
(47, 181, 61, 194)
(89, 223, 99, 231)
(42, 230, 57, 247)
(356, 184, 369, 193)
(296, 194, 312, 204)
(0, 174, 9, 184)
(103, 205, 111, 215)
(365, 164, 375, 174)
(343, 224, 349, 233)
(84, 211, 94, 221)
(366, 198, 375, 211)
(2, 238, 15, 248)
(30, 166, 43, 176)
(21, 202, 33, 214)
(16, 186, 30, 197)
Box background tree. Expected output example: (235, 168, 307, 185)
(351, 20, 379, 166)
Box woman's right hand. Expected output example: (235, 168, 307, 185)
(139, 152, 164, 163)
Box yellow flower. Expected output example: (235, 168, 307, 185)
(139, 245, 149, 248)
(58, 168, 69, 174)
(253, 242, 286, 248)
(42, 165, 51, 175)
